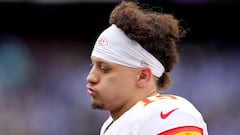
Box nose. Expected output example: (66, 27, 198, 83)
(86, 69, 98, 84)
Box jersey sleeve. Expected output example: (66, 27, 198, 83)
(136, 94, 208, 135)
(138, 107, 208, 135)
(157, 109, 207, 135)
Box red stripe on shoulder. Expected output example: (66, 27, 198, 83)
(158, 126, 203, 135)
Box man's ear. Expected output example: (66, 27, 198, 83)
(136, 67, 152, 88)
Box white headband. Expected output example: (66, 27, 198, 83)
(91, 24, 165, 77)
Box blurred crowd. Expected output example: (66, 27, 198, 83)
(0, 35, 239, 135)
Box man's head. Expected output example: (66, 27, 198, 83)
(96, 1, 185, 90)
(86, 1, 186, 112)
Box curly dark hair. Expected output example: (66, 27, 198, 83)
(109, 1, 186, 91)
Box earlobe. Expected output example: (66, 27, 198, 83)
(136, 67, 151, 88)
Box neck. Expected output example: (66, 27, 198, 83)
(110, 89, 158, 121)
(110, 98, 137, 121)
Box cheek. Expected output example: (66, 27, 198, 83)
(109, 73, 136, 91)
(100, 68, 138, 96)
(100, 74, 127, 91)
(99, 72, 137, 109)
(107, 74, 134, 88)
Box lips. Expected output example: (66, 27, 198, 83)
(87, 85, 97, 96)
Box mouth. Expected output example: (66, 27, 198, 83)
(87, 85, 97, 96)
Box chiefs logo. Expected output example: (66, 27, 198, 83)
(96, 36, 107, 46)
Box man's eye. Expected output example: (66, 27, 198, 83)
(100, 67, 109, 73)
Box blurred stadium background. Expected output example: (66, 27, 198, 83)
(0, 0, 239, 134)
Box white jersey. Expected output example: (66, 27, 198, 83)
(100, 94, 208, 135)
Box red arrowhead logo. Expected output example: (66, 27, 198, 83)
(160, 108, 179, 119)
(96, 36, 107, 46)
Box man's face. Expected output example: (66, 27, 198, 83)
(86, 56, 139, 112)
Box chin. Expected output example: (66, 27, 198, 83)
(91, 101, 105, 110)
